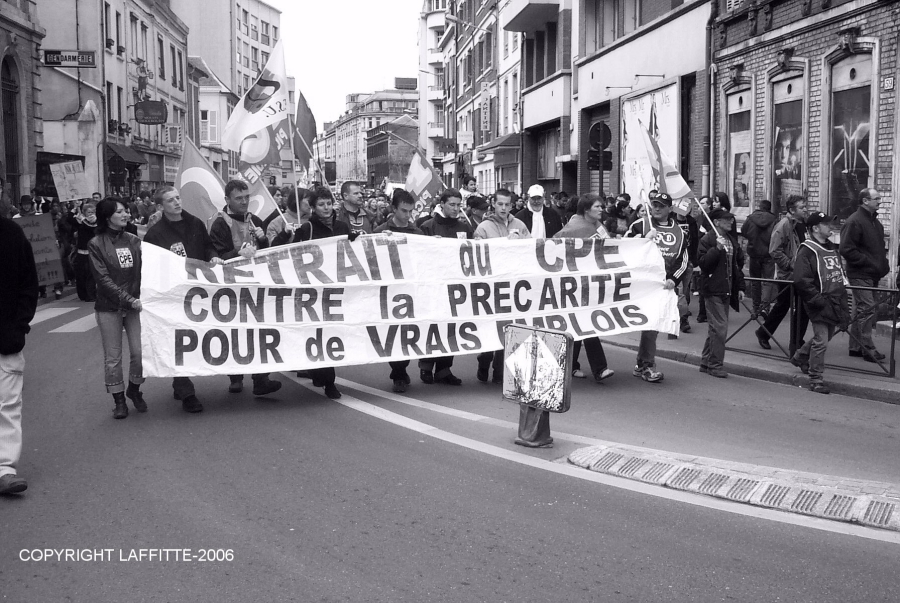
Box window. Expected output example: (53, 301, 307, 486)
(201, 109, 218, 143)
(503, 31, 508, 58)
(106, 82, 113, 122)
(104, 3, 111, 43)
(261, 21, 270, 45)
(170, 45, 177, 86)
(485, 30, 493, 68)
(261, 51, 269, 65)
(512, 32, 518, 50)
(623, 0, 639, 36)
(177, 50, 184, 90)
(828, 53, 873, 220)
(251, 16, 258, 41)
(115, 12, 121, 48)
(117, 86, 124, 123)
(141, 22, 148, 60)
(130, 14, 138, 57)
(157, 36, 165, 80)
(503, 78, 509, 135)
(537, 127, 560, 179)
(546, 22, 556, 74)
(272, 26, 278, 41)
(726, 90, 752, 210)
(771, 74, 804, 214)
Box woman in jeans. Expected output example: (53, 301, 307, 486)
(88, 198, 146, 419)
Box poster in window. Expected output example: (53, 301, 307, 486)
(621, 84, 679, 206)
(830, 86, 870, 221)
(772, 100, 803, 212)
(727, 109, 751, 208)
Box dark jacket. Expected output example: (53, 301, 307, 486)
(675, 213, 700, 265)
(292, 213, 353, 242)
(88, 228, 142, 312)
(0, 217, 39, 355)
(794, 239, 851, 327)
(515, 206, 563, 238)
(740, 209, 777, 259)
(698, 229, 746, 311)
(420, 213, 473, 239)
(209, 211, 269, 260)
(373, 220, 424, 236)
(144, 210, 218, 261)
(75, 218, 97, 251)
(334, 202, 373, 235)
(839, 205, 889, 281)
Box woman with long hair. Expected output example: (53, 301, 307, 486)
(88, 198, 146, 419)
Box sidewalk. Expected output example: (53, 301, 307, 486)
(602, 299, 900, 404)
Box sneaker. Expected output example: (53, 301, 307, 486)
(324, 383, 342, 399)
(790, 355, 810, 374)
(755, 328, 771, 350)
(594, 368, 615, 382)
(420, 370, 434, 384)
(699, 365, 708, 373)
(0, 474, 27, 495)
(252, 378, 282, 396)
(476, 366, 489, 383)
(436, 373, 462, 386)
(808, 382, 830, 394)
(182, 395, 204, 413)
(708, 368, 728, 378)
(633, 365, 664, 383)
(228, 381, 243, 393)
(572, 369, 587, 379)
(392, 379, 408, 393)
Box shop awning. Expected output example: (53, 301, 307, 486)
(480, 132, 521, 151)
(107, 143, 148, 164)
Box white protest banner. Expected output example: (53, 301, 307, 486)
(49, 160, 92, 202)
(140, 236, 679, 377)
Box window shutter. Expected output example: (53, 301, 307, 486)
(209, 110, 218, 142)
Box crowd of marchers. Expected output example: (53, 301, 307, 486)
(0, 180, 896, 494)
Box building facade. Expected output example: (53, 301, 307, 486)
(419, 0, 447, 178)
(366, 115, 419, 186)
(1, 0, 44, 203)
(712, 0, 899, 271)
(193, 55, 237, 182)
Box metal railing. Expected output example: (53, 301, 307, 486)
(726, 277, 899, 378)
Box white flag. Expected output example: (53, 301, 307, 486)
(221, 40, 290, 151)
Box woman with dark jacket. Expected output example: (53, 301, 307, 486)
(73, 201, 98, 301)
(88, 198, 146, 419)
(287, 186, 347, 399)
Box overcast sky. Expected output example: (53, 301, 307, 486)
(267, 0, 423, 132)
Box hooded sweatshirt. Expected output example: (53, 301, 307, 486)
(740, 209, 777, 258)
(473, 213, 528, 240)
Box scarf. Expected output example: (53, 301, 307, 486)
(529, 206, 546, 239)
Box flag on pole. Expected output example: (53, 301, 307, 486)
(221, 40, 290, 151)
(247, 179, 279, 222)
(405, 149, 442, 204)
(238, 117, 291, 184)
(292, 89, 317, 169)
(631, 106, 693, 216)
(176, 138, 225, 227)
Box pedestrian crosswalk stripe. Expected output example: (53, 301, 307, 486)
(31, 307, 79, 326)
(49, 313, 97, 333)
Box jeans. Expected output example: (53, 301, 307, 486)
(701, 295, 730, 370)
(96, 310, 145, 394)
(759, 279, 809, 355)
(848, 277, 878, 353)
(0, 351, 24, 478)
(748, 256, 776, 314)
(676, 264, 692, 319)
(795, 321, 835, 383)
(419, 356, 454, 379)
(636, 331, 658, 369)
(173, 377, 196, 400)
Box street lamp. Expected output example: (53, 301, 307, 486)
(444, 13, 493, 34)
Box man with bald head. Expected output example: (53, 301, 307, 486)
(840, 188, 890, 362)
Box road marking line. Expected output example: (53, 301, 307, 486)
(31, 307, 79, 326)
(49, 313, 97, 333)
(285, 375, 900, 544)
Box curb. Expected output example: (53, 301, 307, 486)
(568, 444, 900, 532)
(601, 337, 900, 405)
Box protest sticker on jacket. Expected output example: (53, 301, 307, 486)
(140, 236, 679, 377)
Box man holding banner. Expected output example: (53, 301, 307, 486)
(209, 180, 282, 398)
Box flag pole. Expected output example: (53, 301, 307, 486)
(384, 130, 446, 191)
(286, 115, 302, 220)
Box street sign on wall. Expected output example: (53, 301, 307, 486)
(480, 81, 491, 132)
(134, 101, 168, 125)
(42, 50, 96, 68)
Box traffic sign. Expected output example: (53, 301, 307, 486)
(42, 50, 97, 68)
(502, 324, 573, 413)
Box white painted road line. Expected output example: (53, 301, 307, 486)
(31, 307, 79, 326)
(285, 374, 900, 544)
(49, 313, 97, 333)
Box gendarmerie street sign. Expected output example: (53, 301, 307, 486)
(42, 50, 97, 68)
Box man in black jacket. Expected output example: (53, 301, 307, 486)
(839, 188, 889, 362)
(418, 189, 471, 385)
(0, 215, 38, 494)
(697, 210, 745, 378)
(515, 184, 562, 238)
(741, 200, 777, 317)
(144, 186, 224, 413)
(793, 212, 850, 394)
(209, 180, 282, 397)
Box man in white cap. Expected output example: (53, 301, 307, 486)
(515, 184, 562, 238)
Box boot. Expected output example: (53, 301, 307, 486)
(113, 392, 128, 419)
(126, 382, 147, 412)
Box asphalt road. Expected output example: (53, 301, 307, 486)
(2, 299, 899, 602)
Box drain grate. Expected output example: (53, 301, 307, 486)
(823, 495, 856, 520)
(669, 468, 701, 490)
(698, 473, 729, 495)
(617, 457, 648, 477)
(726, 478, 760, 502)
(642, 462, 674, 483)
(791, 490, 823, 513)
(759, 484, 791, 507)
(863, 500, 896, 527)
(591, 452, 624, 472)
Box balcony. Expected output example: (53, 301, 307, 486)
(427, 85, 444, 101)
(522, 70, 570, 129)
(501, 0, 559, 33)
(427, 122, 445, 138)
(427, 48, 443, 65)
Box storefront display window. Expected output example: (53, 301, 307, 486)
(726, 91, 751, 209)
(771, 76, 804, 214)
(829, 54, 872, 221)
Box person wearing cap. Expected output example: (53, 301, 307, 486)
(463, 195, 489, 230)
(792, 212, 850, 394)
(697, 209, 746, 378)
(516, 184, 562, 239)
(626, 191, 690, 383)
